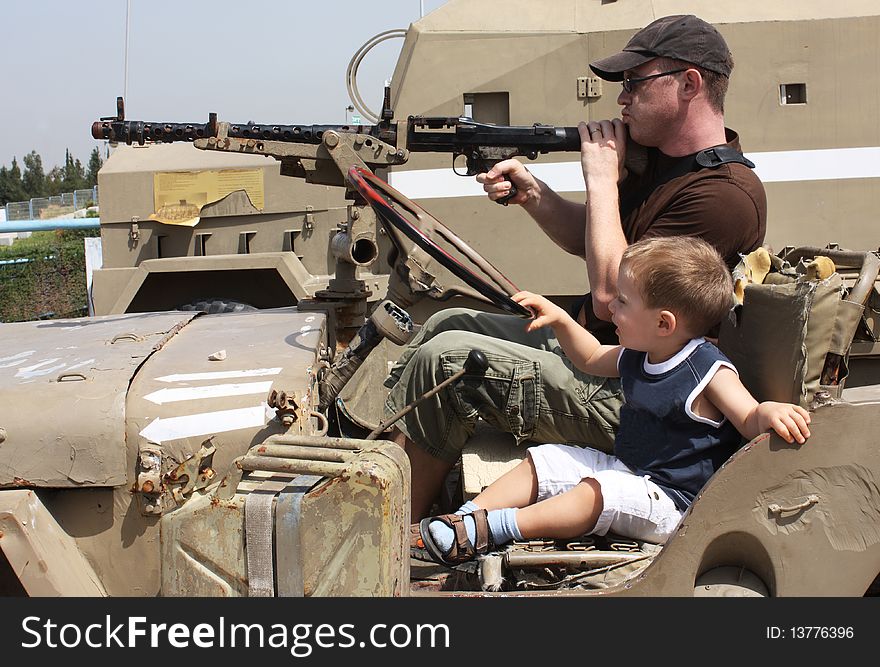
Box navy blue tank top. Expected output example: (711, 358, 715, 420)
(615, 339, 744, 511)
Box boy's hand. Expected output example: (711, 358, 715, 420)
(756, 402, 812, 445)
(512, 291, 569, 332)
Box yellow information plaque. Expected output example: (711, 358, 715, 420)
(151, 169, 265, 226)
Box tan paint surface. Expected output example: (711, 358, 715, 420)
(754, 464, 880, 551)
(0, 311, 197, 487)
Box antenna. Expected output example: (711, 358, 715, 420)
(123, 0, 131, 104)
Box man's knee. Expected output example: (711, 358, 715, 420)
(419, 307, 480, 338)
(414, 330, 487, 373)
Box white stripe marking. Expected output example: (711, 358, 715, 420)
(155, 368, 282, 383)
(139, 405, 268, 444)
(144, 381, 274, 405)
(0, 350, 35, 368)
(66, 358, 96, 371)
(15, 358, 65, 379)
(749, 147, 880, 183)
(387, 146, 880, 198)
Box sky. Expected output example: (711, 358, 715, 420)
(0, 0, 449, 171)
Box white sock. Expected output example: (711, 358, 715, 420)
(427, 507, 522, 554)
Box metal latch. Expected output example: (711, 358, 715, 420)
(577, 76, 603, 99)
(768, 494, 820, 516)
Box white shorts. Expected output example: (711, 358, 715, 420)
(527, 444, 684, 544)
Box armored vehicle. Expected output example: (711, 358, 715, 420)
(2, 0, 880, 597)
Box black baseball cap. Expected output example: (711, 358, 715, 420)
(590, 14, 731, 81)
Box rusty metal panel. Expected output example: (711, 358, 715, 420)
(160, 441, 409, 597)
(160, 488, 250, 597)
(0, 311, 198, 488)
(297, 443, 410, 596)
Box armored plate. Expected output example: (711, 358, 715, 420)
(0, 311, 198, 487)
(126, 307, 326, 479)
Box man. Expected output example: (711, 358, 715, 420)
(385, 14, 767, 521)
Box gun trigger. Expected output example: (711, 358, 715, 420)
(452, 153, 471, 176)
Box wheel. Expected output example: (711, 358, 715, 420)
(347, 166, 531, 318)
(177, 298, 257, 314)
(694, 566, 769, 597)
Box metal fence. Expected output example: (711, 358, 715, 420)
(4, 186, 98, 221)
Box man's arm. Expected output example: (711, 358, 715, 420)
(479, 119, 630, 323)
(477, 161, 587, 255)
(580, 119, 629, 322)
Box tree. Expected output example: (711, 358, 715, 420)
(61, 149, 87, 192)
(22, 151, 47, 199)
(86, 147, 103, 188)
(0, 166, 10, 205)
(1, 158, 28, 205)
(74, 158, 86, 190)
(46, 165, 64, 196)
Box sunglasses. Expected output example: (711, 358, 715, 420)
(621, 68, 688, 93)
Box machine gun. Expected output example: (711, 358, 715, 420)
(91, 96, 582, 202)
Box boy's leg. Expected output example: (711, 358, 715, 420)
(472, 456, 539, 510)
(424, 444, 593, 555)
(421, 477, 603, 556)
(421, 457, 537, 554)
(422, 445, 684, 564)
(515, 478, 603, 539)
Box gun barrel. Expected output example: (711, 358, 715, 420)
(90, 120, 214, 144)
(92, 119, 388, 146)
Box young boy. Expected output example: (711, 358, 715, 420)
(419, 236, 811, 566)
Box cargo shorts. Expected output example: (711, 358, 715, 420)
(384, 307, 623, 463)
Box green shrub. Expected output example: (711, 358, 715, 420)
(0, 229, 98, 322)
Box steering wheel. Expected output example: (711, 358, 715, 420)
(347, 166, 531, 318)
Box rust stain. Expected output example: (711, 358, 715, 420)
(151, 318, 194, 353)
(309, 478, 333, 498)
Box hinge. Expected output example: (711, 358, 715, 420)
(577, 76, 603, 99)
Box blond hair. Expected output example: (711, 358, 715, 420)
(620, 236, 734, 336)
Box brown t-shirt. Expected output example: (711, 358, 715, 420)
(584, 128, 767, 343)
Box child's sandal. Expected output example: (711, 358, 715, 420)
(418, 509, 493, 567)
